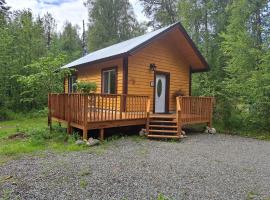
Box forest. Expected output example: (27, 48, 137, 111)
(0, 0, 269, 133)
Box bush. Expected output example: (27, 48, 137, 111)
(74, 81, 97, 93)
(0, 108, 15, 121)
(29, 125, 68, 146)
(27, 108, 48, 118)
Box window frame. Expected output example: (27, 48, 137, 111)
(68, 75, 77, 93)
(101, 66, 118, 94)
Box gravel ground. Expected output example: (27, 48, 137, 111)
(1, 133, 270, 200)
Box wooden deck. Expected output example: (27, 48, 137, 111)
(48, 93, 214, 140)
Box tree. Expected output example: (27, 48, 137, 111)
(0, 0, 10, 17)
(59, 22, 82, 61)
(221, 0, 270, 130)
(85, 0, 145, 51)
(139, 0, 178, 28)
(42, 12, 56, 49)
(16, 54, 70, 110)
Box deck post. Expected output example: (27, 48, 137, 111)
(99, 128, 104, 141)
(67, 94, 72, 134)
(83, 128, 88, 140)
(120, 95, 124, 119)
(207, 97, 214, 127)
(48, 93, 52, 131)
(176, 97, 182, 137)
(146, 98, 151, 134)
(83, 94, 88, 140)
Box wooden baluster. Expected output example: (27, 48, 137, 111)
(125, 95, 128, 119)
(120, 95, 123, 120)
(115, 95, 117, 120)
(132, 96, 134, 119)
(101, 95, 104, 121)
(94, 94, 97, 121)
(88, 95, 91, 122)
(104, 95, 107, 121)
(108, 95, 110, 120)
(97, 94, 100, 121)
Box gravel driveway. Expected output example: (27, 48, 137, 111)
(1, 133, 270, 200)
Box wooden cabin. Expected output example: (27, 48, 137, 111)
(48, 22, 214, 140)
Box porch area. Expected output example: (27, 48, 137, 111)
(48, 94, 214, 140)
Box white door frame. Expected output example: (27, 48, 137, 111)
(154, 71, 170, 113)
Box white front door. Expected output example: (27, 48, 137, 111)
(155, 74, 167, 113)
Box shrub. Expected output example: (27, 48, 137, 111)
(29, 125, 68, 145)
(74, 81, 97, 93)
(0, 108, 15, 121)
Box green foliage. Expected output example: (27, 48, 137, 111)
(59, 22, 82, 61)
(157, 194, 170, 200)
(74, 81, 97, 93)
(0, 7, 82, 113)
(15, 54, 71, 110)
(0, 117, 86, 159)
(220, 0, 270, 131)
(139, 0, 178, 27)
(139, 0, 270, 133)
(85, 0, 146, 51)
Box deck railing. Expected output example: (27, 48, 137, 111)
(177, 96, 214, 126)
(48, 93, 150, 126)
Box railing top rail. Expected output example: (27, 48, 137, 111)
(49, 93, 150, 98)
(179, 96, 214, 99)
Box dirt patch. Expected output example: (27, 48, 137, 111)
(7, 132, 28, 140)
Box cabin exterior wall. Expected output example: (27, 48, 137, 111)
(64, 58, 123, 94)
(128, 36, 190, 112)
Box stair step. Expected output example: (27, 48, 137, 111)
(149, 125, 178, 128)
(148, 129, 178, 133)
(150, 116, 176, 119)
(147, 134, 181, 139)
(149, 120, 176, 124)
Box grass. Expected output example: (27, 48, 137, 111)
(0, 116, 140, 165)
(0, 117, 88, 164)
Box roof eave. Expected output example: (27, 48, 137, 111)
(176, 23, 209, 72)
(61, 53, 127, 69)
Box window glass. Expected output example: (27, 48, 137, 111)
(110, 70, 116, 94)
(103, 71, 109, 93)
(157, 79, 162, 97)
(68, 75, 77, 93)
(103, 69, 116, 94)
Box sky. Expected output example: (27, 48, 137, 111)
(6, 0, 148, 33)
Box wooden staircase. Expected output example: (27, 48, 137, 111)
(146, 114, 183, 139)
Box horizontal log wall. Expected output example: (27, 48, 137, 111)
(128, 29, 191, 112)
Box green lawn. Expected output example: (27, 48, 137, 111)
(0, 116, 140, 165)
(0, 117, 88, 164)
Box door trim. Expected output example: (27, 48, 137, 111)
(153, 71, 170, 113)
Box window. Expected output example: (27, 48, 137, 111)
(68, 75, 77, 93)
(102, 68, 116, 94)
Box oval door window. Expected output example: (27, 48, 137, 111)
(157, 79, 162, 97)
